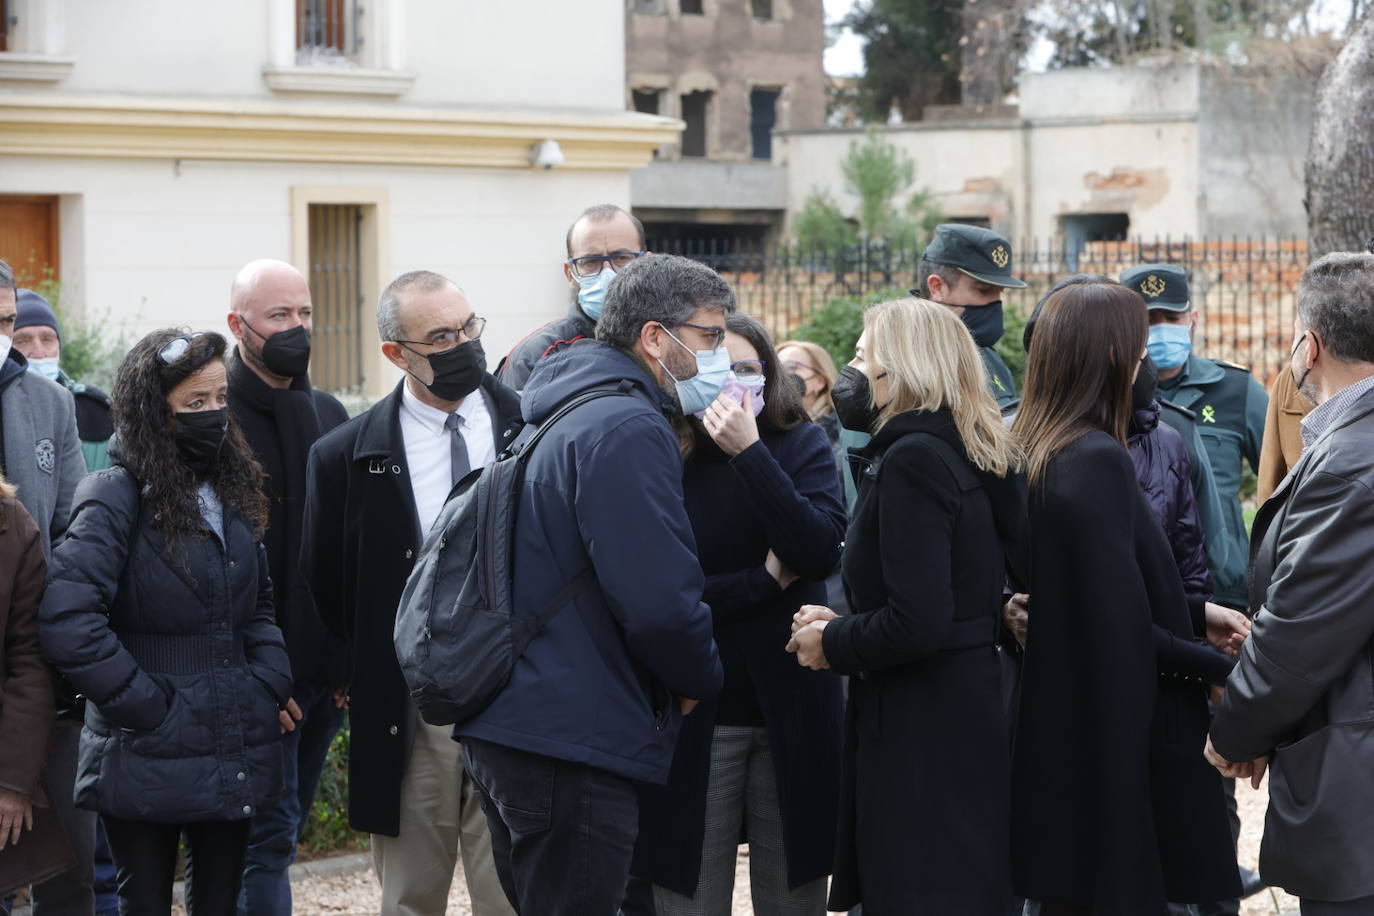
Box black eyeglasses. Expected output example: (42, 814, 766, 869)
(568, 251, 646, 278)
(668, 322, 727, 351)
(392, 315, 487, 349)
(158, 332, 204, 364)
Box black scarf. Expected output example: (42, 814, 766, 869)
(227, 351, 330, 682)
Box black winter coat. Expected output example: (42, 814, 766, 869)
(39, 468, 292, 823)
(1128, 401, 1212, 618)
(823, 410, 1023, 914)
(227, 353, 350, 691)
(634, 422, 846, 897)
(302, 376, 521, 836)
(1010, 431, 1239, 912)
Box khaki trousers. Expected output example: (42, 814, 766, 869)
(371, 716, 514, 916)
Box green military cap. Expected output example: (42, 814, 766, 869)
(1121, 264, 1191, 312)
(921, 224, 1027, 289)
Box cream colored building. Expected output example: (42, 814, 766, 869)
(0, 0, 676, 396)
(776, 63, 1315, 257)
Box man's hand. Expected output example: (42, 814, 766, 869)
(1204, 603, 1251, 657)
(1003, 593, 1029, 647)
(786, 620, 831, 670)
(332, 688, 349, 710)
(765, 550, 799, 591)
(279, 697, 303, 734)
(679, 697, 699, 717)
(792, 604, 837, 635)
(702, 391, 761, 457)
(0, 789, 32, 850)
(1203, 736, 1270, 789)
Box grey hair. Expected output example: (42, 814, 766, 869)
(565, 204, 646, 258)
(0, 260, 13, 292)
(377, 270, 456, 341)
(1297, 252, 1374, 365)
(918, 258, 963, 297)
(595, 254, 736, 350)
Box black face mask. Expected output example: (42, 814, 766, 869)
(832, 365, 880, 434)
(1132, 354, 1160, 411)
(243, 321, 312, 379)
(173, 409, 229, 476)
(415, 339, 486, 402)
(959, 301, 1005, 349)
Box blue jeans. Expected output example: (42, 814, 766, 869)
(463, 737, 640, 916)
(236, 686, 344, 916)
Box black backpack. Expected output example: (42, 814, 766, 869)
(393, 383, 634, 727)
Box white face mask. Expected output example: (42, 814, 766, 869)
(0, 335, 11, 367)
(27, 357, 60, 381)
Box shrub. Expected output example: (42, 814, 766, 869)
(299, 723, 363, 857)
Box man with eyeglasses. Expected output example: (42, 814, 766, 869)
(497, 203, 647, 392)
(457, 253, 724, 915)
(223, 260, 351, 916)
(303, 271, 520, 916)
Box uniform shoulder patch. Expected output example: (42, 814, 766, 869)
(1214, 359, 1251, 373)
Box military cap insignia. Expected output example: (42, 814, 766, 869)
(990, 245, 1010, 268)
(1141, 274, 1167, 298)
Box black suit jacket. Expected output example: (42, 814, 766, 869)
(301, 375, 521, 836)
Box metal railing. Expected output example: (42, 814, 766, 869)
(653, 235, 1309, 385)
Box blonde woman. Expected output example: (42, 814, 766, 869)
(787, 298, 1024, 913)
(776, 340, 840, 443)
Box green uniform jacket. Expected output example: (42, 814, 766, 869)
(1157, 399, 1230, 585)
(1158, 355, 1267, 608)
(59, 372, 113, 472)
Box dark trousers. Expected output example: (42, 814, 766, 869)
(237, 686, 344, 916)
(102, 816, 250, 916)
(32, 718, 96, 915)
(463, 737, 639, 916)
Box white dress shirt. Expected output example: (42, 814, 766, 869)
(399, 382, 497, 535)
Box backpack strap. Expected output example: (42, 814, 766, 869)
(510, 379, 637, 640)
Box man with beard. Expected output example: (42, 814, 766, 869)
(225, 259, 350, 916)
(497, 204, 646, 392)
(303, 271, 518, 915)
(455, 254, 724, 915)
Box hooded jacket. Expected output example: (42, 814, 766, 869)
(457, 340, 723, 784)
(496, 302, 596, 393)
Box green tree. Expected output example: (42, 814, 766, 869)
(790, 129, 943, 252)
(27, 274, 133, 392)
(844, 0, 964, 122)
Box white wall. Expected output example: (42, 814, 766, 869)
(2, 155, 627, 389)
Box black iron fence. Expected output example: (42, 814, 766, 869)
(654, 236, 1309, 386)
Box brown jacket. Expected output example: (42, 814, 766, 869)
(0, 494, 54, 800)
(1257, 370, 1312, 502)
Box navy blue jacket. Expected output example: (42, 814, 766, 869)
(635, 422, 846, 895)
(39, 468, 292, 823)
(1128, 401, 1212, 624)
(458, 341, 723, 784)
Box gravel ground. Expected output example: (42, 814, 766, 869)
(281, 777, 1297, 916)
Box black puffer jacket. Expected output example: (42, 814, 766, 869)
(38, 467, 291, 823)
(1128, 401, 1213, 622)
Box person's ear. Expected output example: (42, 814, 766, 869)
(381, 341, 410, 374)
(226, 311, 245, 342)
(1304, 328, 1322, 368)
(563, 261, 578, 287)
(925, 273, 945, 302)
(640, 322, 668, 363)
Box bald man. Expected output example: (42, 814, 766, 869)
(225, 260, 351, 916)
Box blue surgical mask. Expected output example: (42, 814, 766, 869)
(1147, 323, 1192, 370)
(27, 357, 60, 381)
(574, 267, 615, 321)
(659, 329, 731, 416)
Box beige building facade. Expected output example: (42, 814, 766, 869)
(0, 0, 674, 398)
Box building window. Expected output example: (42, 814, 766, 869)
(751, 0, 773, 19)
(1060, 212, 1130, 270)
(680, 0, 704, 15)
(0, 0, 9, 52)
(632, 89, 662, 115)
(750, 88, 780, 159)
(308, 203, 365, 391)
(680, 91, 711, 157)
(633, 0, 666, 13)
(297, 0, 359, 61)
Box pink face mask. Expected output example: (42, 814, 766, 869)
(694, 375, 765, 420)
